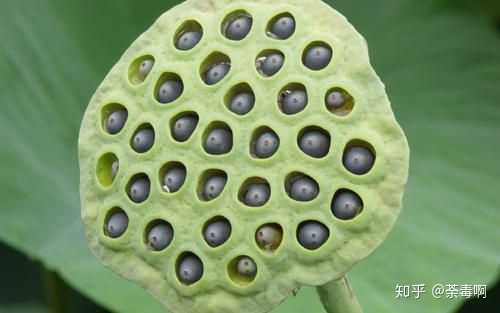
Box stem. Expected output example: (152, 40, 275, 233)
(317, 276, 363, 313)
(42, 268, 67, 313)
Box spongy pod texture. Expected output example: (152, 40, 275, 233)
(78, 0, 410, 313)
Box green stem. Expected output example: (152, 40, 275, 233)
(42, 268, 67, 313)
(317, 276, 363, 313)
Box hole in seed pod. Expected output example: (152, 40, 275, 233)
(202, 121, 233, 155)
(130, 123, 155, 153)
(298, 126, 331, 158)
(342, 140, 376, 175)
(170, 111, 199, 142)
(278, 83, 308, 115)
(155, 72, 184, 104)
(302, 41, 333, 71)
(255, 223, 283, 252)
(197, 169, 228, 201)
(238, 177, 271, 207)
(297, 220, 329, 250)
(200, 52, 231, 85)
(250, 126, 280, 159)
(101, 103, 128, 135)
(176, 252, 204, 285)
(266, 12, 296, 40)
(228, 255, 257, 285)
(325, 87, 354, 116)
(202, 216, 231, 247)
(224, 83, 255, 116)
(174, 20, 203, 51)
(126, 173, 151, 204)
(285, 172, 319, 202)
(331, 189, 363, 220)
(222, 10, 253, 41)
(255, 50, 285, 77)
(129, 55, 155, 85)
(96, 153, 119, 187)
(144, 219, 174, 251)
(104, 207, 129, 239)
(159, 161, 187, 193)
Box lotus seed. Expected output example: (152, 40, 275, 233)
(229, 92, 255, 115)
(128, 177, 150, 203)
(343, 146, 375, 175)
(256, 225, 282, 251)
(132, 127, 155, 153)
(105, 109, 127, 134)
(289, 176, 319, 201)
(280, 90, 307, 114)
(204, 63, 230, 85)
(225, 15, 252, 40)
(258, 53, 284, 77)
(299, 130, 330, 158)
(326, 90, 346, 110)
(332, 190, 363, 220)
(172, 115, 198, 142)
(163, 166, 186, 193)
(203, 219, 231, 247)
(111, 160, 119, 179)
(147, 222, 174, 251)
(202, 175, 227, 200)
(204, 128, 232, 155)
(138, 59, 154, 80)
(176, 31, 202, 50)
(303, 45, 332, 70)
(157, 80, 183, 103)
(254, 131, 279, 158)
(297, 221, 329, 250)
(270, 16, 295, 39)
(236, 256, 257, 277)
(106, 211, 128, 238)
(177, 254, 203, 285)
(244, 183, 270, 207)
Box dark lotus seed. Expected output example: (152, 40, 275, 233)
(304, 45, 332, 70)
(254, 131, 279, 158)
(138, 59, 154, 80)
(332, 190, 363, 220)
(163, 166, 186, 193)
(229, 92, 254, 115)
(236, 256, 257, 277)
(173, 115, 198, 142)
(176, 31, 202, 50)
(244, 183, 270, 207)
(204, 63, 230, 85)
(105, 109, 127, 134)
(289, 176, 319, 201)
(326, 90, 345, 110)
(343, 146, 375, 175)
(270, 16, 295, 39)
(147, 222, 174, 251)
(202, 175, 227, 200)
(256, 225, 282, 251)
(177, 254, 203, 285)
(203, 219, 231, 247)
(225, 15, 252, 40)
(297, 221, 329, 250)
(128, 177, 150, 203)
(111, 160, 119, 180)
(281, 90, 307, 114)
(204, 128, 232, 155)
(106, 211, 128, 238)
(259, 53, 284, 76)
(157, 80, 183, 103)
(299, 130, 330, 158)
(132, 128, 155, 153)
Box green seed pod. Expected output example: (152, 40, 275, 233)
(79, 1, 409, 313)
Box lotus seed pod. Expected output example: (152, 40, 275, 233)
(163, 166, 186, 193)
(203, 218, 231, 247)
(147, 222, 174, 251)
(254, 131, 279, 158)
(79, 1, 409, 313)
(138, 59, 154, 80)
(106, 211, 128, 238)
(258, 53, 284, 77)
(176, 31, 202, 50)
(237, 256, 257, 277)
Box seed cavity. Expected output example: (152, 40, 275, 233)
(239, 177, 271, 207)
(145, 220, 174, 251)
(285, 172, 319, 202)
(175, 20, 203, 50)
(267, 13, 296, 40)
(303, 41, 333, 71)
(278, 83, 308, 115)
(200, 52, 231, 85)
(223, 11, 253, 40)
(176, 252, 203, 285)
(155, 73, 184, 104)
(228, 255, 257, 285)
(171, 112, 199, 142)
(129, 55, 155, 84)
(104, 208, 128, 238)
(198, 169, 228, 201)
(250, 126, 280, 159)
(298, 126, 331, 158)
(131, 124, 155, 153)
(255, 223, 283, 252)
(297, 220, 329, 250)
(160, 162, 187, 193)
(342, 140, 375, 175)
(331, 189, 363, 220)
(256, 50, 285, 77)
(127, 173, 151, 203)
(203, 122, 233, 155)
(325, 87, 354, 115)
(202, 216, 231, 247)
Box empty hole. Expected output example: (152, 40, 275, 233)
(96, 153, 119, 187)
(342, 139, 376, 175)
(197, 169, 228, 201)
(130, 123, 155, 153)
(202, 216, 232, 247)
(255, 50, 285, 77)
(170, 111, 199, 142)
(144, 219, 174, 251)
(129, 55, 155, 85)
(155, 72, 184, 104)
(250, 126, 280, 159)
(266, 12, 296, 40)
(176, 252, 204, 285)
(325, 87, 354, 116)
(174, 20, 203, 51)
(278, 83, 308, 115)
(126, 173, 151, 204)
(296, 220, 329, 250)
(331, 189, 363, 220)
(284, 172, 319, 202)
(101, 103, 128, 135)
(224, 83, 255, 115)
(238, 177, 271, 207)
(200, 52, 231, 85)
(159, 161, 187, 193)
(255, 223, 283, 252)
(222, 10, 253, 41)
(227, 255, 257, 285)
(104, 207, 129, 239)
(297, 126, 331, 158)
(302, 41, 333, 71)
(202, 121, 233, 155)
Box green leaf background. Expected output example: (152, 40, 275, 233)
(0, 0, 499, 312)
